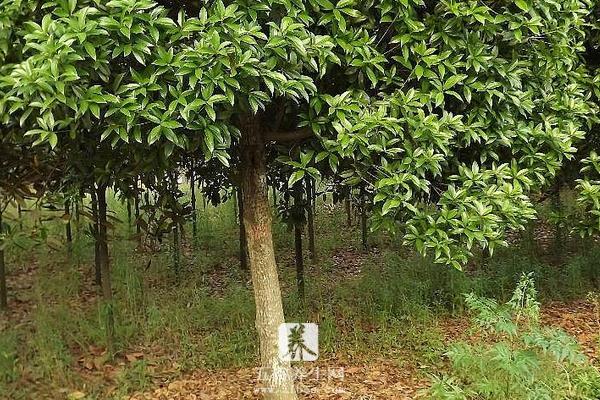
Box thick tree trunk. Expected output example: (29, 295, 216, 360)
(293, 186, 305, 301)
(91, 190, 102, 286)
(96, 185, 115, 355)
(237, 187, 249, 271)
(0, 211, 7, 311)
(306, 178, 316, 261)
(65, 200, 72, 250)
(239, 115, 297, 400)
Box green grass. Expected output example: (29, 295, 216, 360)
(1, 192, 600, 398)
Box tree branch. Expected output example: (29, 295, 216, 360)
(264, 128, 314, 143)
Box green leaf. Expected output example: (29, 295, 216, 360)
(84, 42, 97, 60)
(515, 0, 529, 11)
(148, 126, 162, 145)
(415, 65, 424, 80)
(288, 170, 305, 187)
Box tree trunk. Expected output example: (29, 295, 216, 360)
(169, 174, 181, 281)
(293, 185, 305, 301)
(306, 178, 316, 261)
(126, 199, 132, 227)
(345, 197, 352, 227)
(0, 210, 7, 311)
(552, 181, 563, 264)
(239, 115, 297, 400)
(237, 187, 249, 271)
(190, 164, 197, 242)
(233, 188, 239, 224)
(360, 189, 368, 252)
(96, 184, 115, 356)
(65, 200, 72, 250)
(91, 190, 102, 286)
(75, 197, 81, 235)
(173, 222, 180, 281)
(134, 179, 141, 240)
(17, 204, 23, 230)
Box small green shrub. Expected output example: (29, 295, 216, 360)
(428, 273, 600, 400)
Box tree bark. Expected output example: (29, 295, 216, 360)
(239, 115, 297, 400)
(237, 187, 249, 271)
(171, 174, 181, 282)
(91, 190, 102, 286)
(306, 178, 316, 261)
(134, 178, 141, 241)
(65, 200, 72, 251)
(552, 181, 563, 264)
(96, 184, 115, 356)
(173, 222, 180, 281)
(360, 188, 368, 252)
(17, 204, 23, 230)
(345, 197, 352, 227)
(126, 199, 132, 227)
(0, 210, 7, 311)
(190, 164, 197, 242)
(293, 185, 305, 301)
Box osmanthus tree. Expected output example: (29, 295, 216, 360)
(170, 1, 594, 398)
(298, 0, 595, 269)
(0, 0, 183, 353)
(1, 1, 597, 399)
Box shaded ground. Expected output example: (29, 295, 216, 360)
(2, 234, 599, 400)
(128, 301, 599, 400)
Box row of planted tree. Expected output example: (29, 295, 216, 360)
(3, 1, 600, 399)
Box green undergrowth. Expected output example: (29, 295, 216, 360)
(1, 195, 600, 399)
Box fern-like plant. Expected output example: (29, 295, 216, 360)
(428, 273, 600, 400)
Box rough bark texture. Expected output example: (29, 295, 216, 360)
(91, 190, 102, 286)
(239, 115, 297, 400)
(0, 211, 7, 310)
(97, 185, 115, 355)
